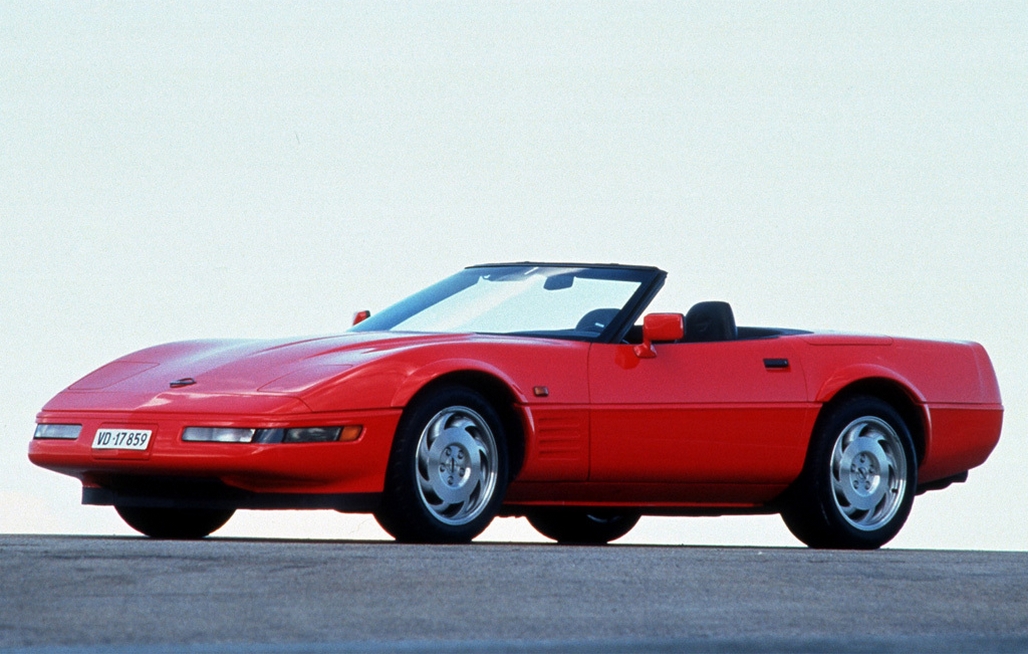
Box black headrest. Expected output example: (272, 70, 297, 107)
(575, 308, 619, 334)
(684, 301, 737, 342)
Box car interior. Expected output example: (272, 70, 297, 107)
(621, 302, 809, 344)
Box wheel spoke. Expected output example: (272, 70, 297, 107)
(417, 470, 437, 498)
(433, 475, 476, 505)
(448, 415, 477, 433)
(417, 437, 431, 475)
(421, 414, 447, 462)
(832, 473, 850, 503)
(429, 411, 453, 441)
(839, 502, 863, 520)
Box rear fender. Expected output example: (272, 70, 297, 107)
(813, 365, 930, 463)
(814, 364, 926, 405)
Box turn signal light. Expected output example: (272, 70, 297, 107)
(338, 425, 363, 442)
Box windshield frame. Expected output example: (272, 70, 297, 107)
(350, 262, 666, 344)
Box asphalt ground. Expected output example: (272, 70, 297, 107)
(1, 535, 1026, 653)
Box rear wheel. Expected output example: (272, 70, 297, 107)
(374, 386, 508, 543)
(781, 396, 916, 549)
(527, 508, 640, 544)
(115, 506, 235, 539)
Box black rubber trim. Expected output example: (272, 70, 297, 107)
(916, 471, 968, 495)
(600, 269, 667, 344)
(82, 477, 380, 512)
(467, 261, 663, 272)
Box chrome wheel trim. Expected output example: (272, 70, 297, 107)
(830, 416, 908, 532)
(415, 406, 499, 527)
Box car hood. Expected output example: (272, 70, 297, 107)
(41, 332, 477, 414)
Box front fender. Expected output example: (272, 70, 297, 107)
(389, 359, 530, 408)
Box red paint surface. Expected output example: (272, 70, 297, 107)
(30, 326, 1003, 512)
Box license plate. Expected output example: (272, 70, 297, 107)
(92, 428, 152, 451)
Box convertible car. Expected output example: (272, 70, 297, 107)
(30, 263, 1002, 548)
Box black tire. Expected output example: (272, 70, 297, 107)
(781, 396, 917, 549)
(115, 506, 235, 539)
(527, 508, 640, 544)
(374, 386, 509, 543)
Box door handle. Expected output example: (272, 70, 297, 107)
(763, 358, 790, 370)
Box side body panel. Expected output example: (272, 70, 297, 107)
(30, 329, 1003, 512)
(586, 339, 817, 498)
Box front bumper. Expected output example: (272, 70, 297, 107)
(29, 408, 402, 498)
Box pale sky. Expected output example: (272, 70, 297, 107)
(2, 2, 1025, 549)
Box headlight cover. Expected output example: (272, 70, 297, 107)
(182, 427, 256, 443)
(255, 426, 362, 443)
(33, 424, 82, 440)
(284, 427, 343, 443)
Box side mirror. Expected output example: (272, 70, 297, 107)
(634, 313, 684, 359)
(352, 310, 371, 326)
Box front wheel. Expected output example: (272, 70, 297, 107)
(115, 506, 235, 539)
(374, 386, 509, 543)
(781, 396, 917, 549)
(527, 508, 640, 544)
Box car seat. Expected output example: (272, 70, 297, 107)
(684, 301, 737, 342)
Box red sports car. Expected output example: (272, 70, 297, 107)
(30, 263, 1002, 548)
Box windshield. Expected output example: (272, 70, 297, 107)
(350, 264, 660, 341)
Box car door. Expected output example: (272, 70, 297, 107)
(587, 338, 814, 486)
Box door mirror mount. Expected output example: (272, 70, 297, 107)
(633, 313, 684, 359)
